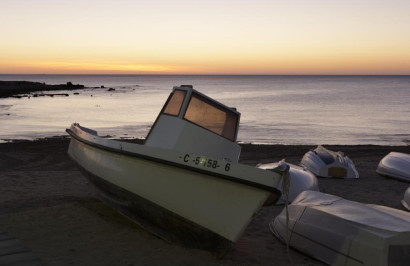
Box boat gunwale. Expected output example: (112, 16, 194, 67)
(66, 127, 281, 195)
(376, 168, 410, 182)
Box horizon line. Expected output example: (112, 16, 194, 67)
(1, 73, 410, 76)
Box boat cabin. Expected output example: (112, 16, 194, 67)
(145, 85, 241, 162)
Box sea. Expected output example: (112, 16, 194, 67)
(0, 75, 409, 145)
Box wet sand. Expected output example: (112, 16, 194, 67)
(0, 137, 409, 265)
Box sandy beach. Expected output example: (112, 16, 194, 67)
(0, 137, 409, 265)
(2, 0, 410, 263)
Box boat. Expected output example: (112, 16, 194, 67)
(270, 190, 410, 266)
(300, 145, 359, 178)
(256, 161, 319, 204)
(403, 187, 410, 211)
(66, 85, 284, 255)
(376, 152, 410, 182)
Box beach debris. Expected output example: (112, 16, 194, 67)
(376, 152, 410, 182)
(300, 145, 359, 178)
(107, 88, 115, 91)
(270, 190, 410, 266)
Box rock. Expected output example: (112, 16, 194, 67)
(0, 81, 85, 98)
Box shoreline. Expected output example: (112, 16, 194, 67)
(2, 134, 409, 147)
(1, 137, 409, 265)
(1, 78, 409, 146)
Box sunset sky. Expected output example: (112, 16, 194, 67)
(1, 0, 409, 75)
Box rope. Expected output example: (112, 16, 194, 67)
(279, 161, 292, 262)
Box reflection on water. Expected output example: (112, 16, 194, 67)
(0, 87, 164, 141)
(0, 75, 409, 145)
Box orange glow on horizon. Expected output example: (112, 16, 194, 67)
(0, 60, 190, 75)
(1, 55, 409, 75)
(1, 1, 409, 75)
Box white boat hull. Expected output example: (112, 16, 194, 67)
(67, 124, 282, 254)
(376, 152, 410, 182)
(271, 191, 410, 266)
(301, 146, 359, 178)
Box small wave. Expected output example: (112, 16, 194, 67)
(0, 105, 13, 110)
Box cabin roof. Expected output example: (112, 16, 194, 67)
(144, 85, 242, 162)
(159, 85, 241, 142)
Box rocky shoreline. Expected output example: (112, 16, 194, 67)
(0, 81, 84, 98)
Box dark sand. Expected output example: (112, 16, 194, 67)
(1, 137, 409, 265)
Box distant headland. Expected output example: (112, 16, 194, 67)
(0, 81, 84, 98)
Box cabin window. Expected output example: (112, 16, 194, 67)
(184, 93, 238, 141)
(163, 90, 186, 116)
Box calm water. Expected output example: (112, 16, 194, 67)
(1, 75, 409, 145)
